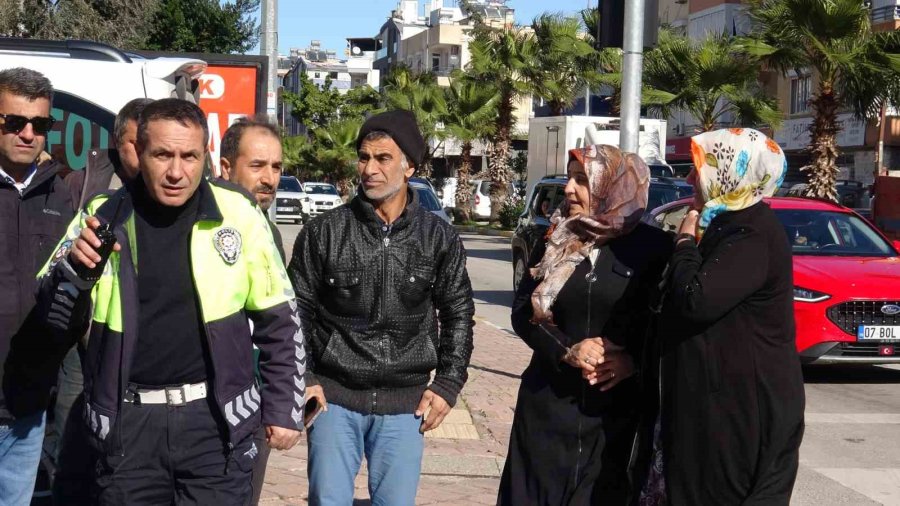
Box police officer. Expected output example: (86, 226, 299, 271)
(33, 99, 305, 504)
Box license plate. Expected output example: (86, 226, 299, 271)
(277, 207, 294, 212)
(857, 326, 900, 341)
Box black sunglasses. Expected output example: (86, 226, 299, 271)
(0, 113, 56, 135)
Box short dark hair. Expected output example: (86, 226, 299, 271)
(0, 67, 53, 102)
(114, 98, 154, 146)
(220, 115, 280, 166)
(137, 98, 209, 148)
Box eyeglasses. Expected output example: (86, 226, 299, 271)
(0, 114, 56, 135)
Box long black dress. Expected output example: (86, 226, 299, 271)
(498, 223, 672, 506)
(660, 203, 805, 505)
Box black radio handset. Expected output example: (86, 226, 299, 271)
(73, 196, 124, 282)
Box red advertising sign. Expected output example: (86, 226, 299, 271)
(198, 65, 259, 176)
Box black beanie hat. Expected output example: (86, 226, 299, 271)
(356, 110, 426, 167)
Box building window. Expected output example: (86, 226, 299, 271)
(432, 53, 441, 72)
(790, 75, 811, 115)
(450, 45, 460, 56)
(314, 72, 321, 79)
(329, 72, 338, 79)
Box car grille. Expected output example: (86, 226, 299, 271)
(826, 301, 900, 335)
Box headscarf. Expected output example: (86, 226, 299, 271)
(690, 128, 788, 236)
(530, 144, 650, 324)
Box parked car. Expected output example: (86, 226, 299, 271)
(510, 176, 693, 290)
(275, 176, 310, 224)
(303, 182, 344, 217)
(645, 197, 900, 364)
(410, 180, 451, 223)
(470, 179, 521, 220)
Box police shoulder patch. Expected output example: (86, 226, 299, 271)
(213, 227, 242, 265)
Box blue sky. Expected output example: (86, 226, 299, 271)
(277, 0, 596, 55)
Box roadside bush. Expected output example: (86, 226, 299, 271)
(499, 193, 525, 230)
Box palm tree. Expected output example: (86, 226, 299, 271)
(643, 30, 782, 133)
(467, 26, 536, 224)
(381, 65, 447, 177)
(742, 0, 900, 200)
(310, 118, 362, 197)
(444, 76, 499, 222)
(528, 13, 600, 116)
(281, 134, 311, 177)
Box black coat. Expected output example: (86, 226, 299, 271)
(0, 160, 75, 418)
(660, 203, 805, 505)
(499, 223, 671, 506)
(288, 187, 475, 414)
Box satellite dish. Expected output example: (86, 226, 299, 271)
(351, 46, 362, 55)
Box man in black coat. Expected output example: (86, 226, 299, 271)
(0, 67, 75, 504)
(288, 110, 475, 505)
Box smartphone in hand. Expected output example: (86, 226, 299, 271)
(304, 397, 324, 430)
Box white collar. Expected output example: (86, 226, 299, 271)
(0, 162, 37, 195)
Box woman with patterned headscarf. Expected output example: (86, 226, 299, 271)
(498, 145, 672, 505)
(638, 128, 805, 505)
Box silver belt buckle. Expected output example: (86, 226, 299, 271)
(165, 386, 187, 406)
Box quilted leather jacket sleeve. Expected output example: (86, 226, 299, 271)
(427, 230, 475, 406)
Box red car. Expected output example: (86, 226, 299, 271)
(646, 197, 900, 364)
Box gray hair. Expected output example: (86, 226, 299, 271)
(137, 98, 209, 148)
(362, 130, 410, 170)
(114, 98, 154, 146)
(0, 67, 53, 102)
(221, 115, 280, 166)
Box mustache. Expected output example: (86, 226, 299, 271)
(253, 184, 275, 194)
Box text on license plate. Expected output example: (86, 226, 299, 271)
(277, 207, 295, 212)
(857, 326, 900, 341)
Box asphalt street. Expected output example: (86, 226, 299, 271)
(278, 223, 900, 505)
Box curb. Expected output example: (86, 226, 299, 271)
(454, 225, 514, 238)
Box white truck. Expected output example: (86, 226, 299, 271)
(525, 115, 671, 195)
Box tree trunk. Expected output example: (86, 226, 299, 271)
(489, 93, 514, 225)
(336, 177, 354, 200)
(804, 82, 840, 202)
(455, 141, 474, 223)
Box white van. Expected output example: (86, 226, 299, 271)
(0, 38, 205, 172)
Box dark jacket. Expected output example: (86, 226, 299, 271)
(288, 187, 475, 414)
(22, 179, 305, 454)
(0, 159, 75, 419)
(63, 149, 126, 212)
(659, 203, 805, 505)
(500, 223, 672, 506)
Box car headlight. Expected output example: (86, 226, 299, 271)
(793, 287, 831, 303)
(302, 197, 310, 203)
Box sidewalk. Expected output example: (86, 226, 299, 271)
(259, 319, 530, 505)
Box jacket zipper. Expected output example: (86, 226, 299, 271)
(375, 224, 391, 413)
(574, 264, 594, 487)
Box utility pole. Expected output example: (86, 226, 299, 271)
(619, 0, 645, 153)
(260, 0, 279, 123)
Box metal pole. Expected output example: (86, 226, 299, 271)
(876, 101, 887, 178)
(260, 0, 279, 123)
(619, 0, 645, 153)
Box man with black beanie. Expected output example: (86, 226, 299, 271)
(288, 110, 475, 505)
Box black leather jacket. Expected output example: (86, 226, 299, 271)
(288, 187, 475, 414)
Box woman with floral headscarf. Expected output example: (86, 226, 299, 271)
(497, 145, 672, 505)
(638, 128, 805, 505)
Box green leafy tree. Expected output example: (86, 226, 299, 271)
(643, 31, 782, 133)
(742, 0, 900, 200)
(528, 13, 600, 116)
(145, 0, 259, 54)
(307, 119, 362, 197)
(340, 85, 383, 122)
(444, 76, 499, 221)
(12, 0, 159, 48)
(283, 73, 343, 132)
(467, 26, 536, 224)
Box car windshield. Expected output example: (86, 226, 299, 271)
(278, 178, 303, 192)
(415, 187, 442, 211)
(305, 185, 339, 196)
(648, 185, 680, 211)
(775, 210, 895, 257)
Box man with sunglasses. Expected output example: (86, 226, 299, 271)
(0, 67, 75, 504)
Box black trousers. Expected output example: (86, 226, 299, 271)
(92, 395, 256, 506)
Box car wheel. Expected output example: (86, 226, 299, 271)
(512, 252, 526, 293)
